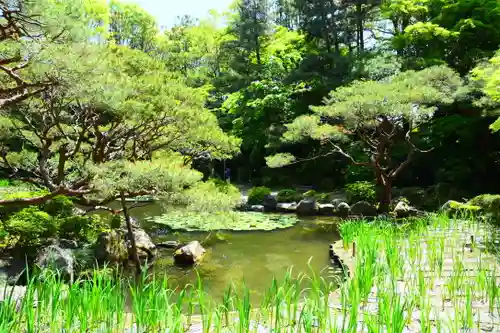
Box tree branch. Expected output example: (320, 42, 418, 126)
(327, 140, 371, 166)
(389, 131, 434, 178)
(0, 186, 89, 206)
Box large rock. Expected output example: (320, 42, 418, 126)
(94, 228, 157, 265)
(248, 205, 264, 212)
(440, 200, 459, 212)
(331, 199, 344, 209)
(336, 202, 350, 218)
(156, 240, 180, 249)
(276, 202, 297, 213)
(318, 204, 335, 215)
(36, 245, 75, 282)
(296, 198, 318, 216)
(174, 241, 206, 266)
(262, 195, 278, 212)
(350, 201, 377, 217)
(394, 201, 411, 218)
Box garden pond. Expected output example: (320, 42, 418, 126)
(123, 202, 341, 303)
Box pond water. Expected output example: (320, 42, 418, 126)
(124, 203, 341, 303)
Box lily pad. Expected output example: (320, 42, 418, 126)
(146, 211, 299, 231)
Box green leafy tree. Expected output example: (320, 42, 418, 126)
(471, 50, 500, 132)
(267, 66, 463, 212)
(155, 13, 231, 88)
(274, 0, 300, 30)
(108, 0, 158, 51)
(0, 43, 240, 208)
(381, 0, 500, 73)
(0, 0, 108, 108)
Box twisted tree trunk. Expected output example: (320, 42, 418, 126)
(120, 191, 141, 276)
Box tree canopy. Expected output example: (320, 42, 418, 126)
(1, 0, 500, 210)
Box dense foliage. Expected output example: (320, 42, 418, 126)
(247, 186, 272, 205)
(0, 0, 500, 215)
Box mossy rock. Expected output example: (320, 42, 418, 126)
(441, 200, 481, 217)
(467, 194, 500, 218)
(147, 211, 299, 232)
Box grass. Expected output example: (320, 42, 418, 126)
(1, 214, 499, 332)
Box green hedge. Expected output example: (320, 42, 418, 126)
(276, 189, 303, 203)
(345, 181, 376, 203)
(247, 186, 271, 205)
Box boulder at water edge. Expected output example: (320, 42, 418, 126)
(156, 240, 180, 249)
(174, 241, 206, 266)
(318, 204, 335, 215)
(350, 201, 377, 217)
(393, 201, 421, 218)
(296, 198, 318, 215)
(276, 202, 297, 213)
(94, 228, 157, 265)
(336, 202, 350, 218)
(263, 194, 278, 212)
(394, 201, 411, 218)
(248, 205, 264, 212)
(36, 245, 75, 282)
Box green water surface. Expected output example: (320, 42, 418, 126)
(124, 204, 341, 303)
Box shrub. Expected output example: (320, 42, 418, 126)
(0, 189, 49, 217)
(4, 206, 58, 247)
(345, 181, 376, 203)
(315, 193, 333, 203)
(303, 190, 317, 198)
(42, 195, 75, 217)
(276, 189, 303, 203)
(184, 180, 241, 212)
(247, 186, 271, 205)
(209, 178, 231, 191)
(58, 215, 108, 243)
(110, 214, 122, 229)
(0, 224, 7, 246)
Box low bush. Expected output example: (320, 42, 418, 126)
(345, 181, 376, 203)
(303, 190, 316, 198)
(183, 180, 241, 212)
(42, 195, 75, 218)
(276, 189, 303, 203)
(247, 186, 271, 205)
(3, 206, 58, 247)
(58, 215, 108, 243)
(1, 192, 108, 248)
(315, 193, 333, 203)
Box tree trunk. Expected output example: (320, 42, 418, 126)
(356, 0, 364, 54)
(378, 176, 392, 213)
(120, 191, 142, 276)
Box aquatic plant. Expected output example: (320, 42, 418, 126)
(147, 211, 299, 231)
